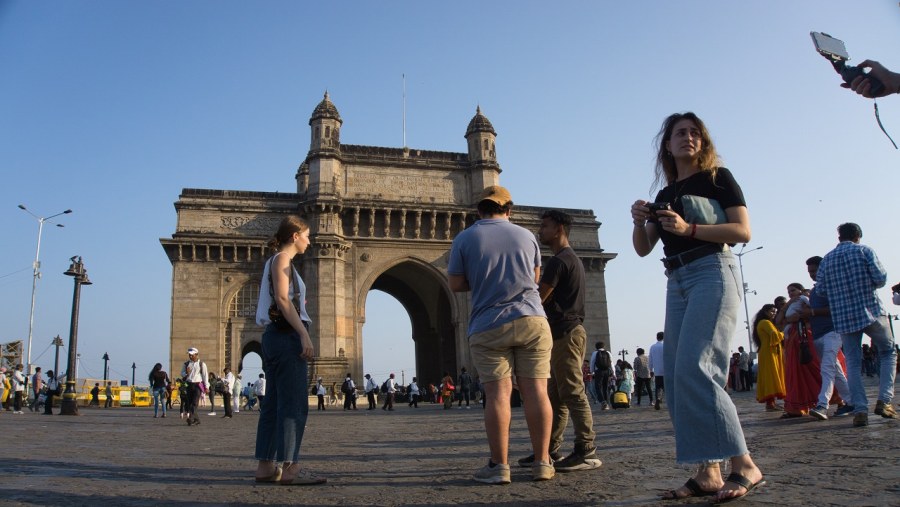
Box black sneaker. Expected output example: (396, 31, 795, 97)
(553, 448, 603, 472)
(517, 451, 563, 468)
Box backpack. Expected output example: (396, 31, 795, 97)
(341, 379, 353, 395)
(593, 350, 612, 372)
(380, 380, 389, 394)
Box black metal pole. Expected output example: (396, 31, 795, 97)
(131, 362, 136, 387)
(102, 353, 109, 382)
(52, 335, 62, 377)
(60, 272, 83, 415)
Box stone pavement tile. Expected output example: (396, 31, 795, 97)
(0, 379, 896, 506)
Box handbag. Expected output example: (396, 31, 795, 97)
(267, 264, 301, 330)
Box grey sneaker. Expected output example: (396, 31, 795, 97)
(473, 461, 510, 485)
(517, 451, 562, 467)
(853, 412, 868, 427)
(809, 405, 828, 421)
(532, 461, 555, 481)
(554, 448, 603, 472)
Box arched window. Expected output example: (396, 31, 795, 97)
(325, 126, 331, 138)
(228, 282, 260, 318)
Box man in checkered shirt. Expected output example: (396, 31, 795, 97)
(816, 223, 897, 427)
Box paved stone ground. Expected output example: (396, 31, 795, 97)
(0, 377, 897, 506)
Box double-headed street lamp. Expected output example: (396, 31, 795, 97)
(60, 256, 92, 416)
(19, 204, 72, 377)
(735, 244, 763, 354)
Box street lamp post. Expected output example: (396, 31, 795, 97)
(618, 349, 629, 363)
(52, 335, 63, 376)
(18, 205, 72, 378)
(60, 256, 92, 416)
(131, 362, 136, 387)
(102, 353, 110, 381)
(735, 244, 763, 354)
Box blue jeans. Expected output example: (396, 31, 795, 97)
(841, 316, 897, 414)
(152, 387, 166, 417)
(663, 252, 748, 464)
(255, 323, 310, 463)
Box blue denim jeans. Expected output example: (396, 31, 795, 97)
(663, 251, 748, 464)
(255, 323, 310, 463)
(152, 387, 166, 417)
(840, 316, 897, 414)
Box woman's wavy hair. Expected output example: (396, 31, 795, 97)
(268, 215, 309, 252)
(652, 112, 723, 192)
(752, 304, 776, 348)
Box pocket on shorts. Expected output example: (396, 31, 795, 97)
(726, 261, 742, 302)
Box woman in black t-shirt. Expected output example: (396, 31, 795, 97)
(631, 112, 764, 502)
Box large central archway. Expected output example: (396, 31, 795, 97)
(359, 258, 459, 386)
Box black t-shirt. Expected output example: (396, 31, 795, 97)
(652, 167, 746, 257)
(540, 246, 585, 339)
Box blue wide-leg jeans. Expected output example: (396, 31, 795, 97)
(255, 323, 310, 463)
(663, 252, 749, 464)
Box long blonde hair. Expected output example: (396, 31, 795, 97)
(268, 215, 309, 252)
(652, 112, 723, 192)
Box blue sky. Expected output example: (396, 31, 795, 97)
(2, 2, 898, 384)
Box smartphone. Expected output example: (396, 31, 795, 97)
(810, 32, 850, 61)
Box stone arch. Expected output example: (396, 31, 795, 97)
(224, 280, 262, 373)
(356, 256, 461, 386)
(238, 340, 263, 375)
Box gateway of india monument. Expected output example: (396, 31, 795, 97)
(160, 93, 616, 386)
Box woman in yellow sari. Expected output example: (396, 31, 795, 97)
(753, 304, 786, 411)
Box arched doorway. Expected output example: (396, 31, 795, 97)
(360, 259, 460, 388)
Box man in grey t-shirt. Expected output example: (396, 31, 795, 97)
(448, 185, 554, 484)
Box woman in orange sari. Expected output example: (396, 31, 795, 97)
(753, 305, 786, 411)
(776, 283, 822, 417)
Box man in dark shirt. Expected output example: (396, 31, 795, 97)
(518, 210, 601, 473)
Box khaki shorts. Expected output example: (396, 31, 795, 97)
(469, 316, 552, 383)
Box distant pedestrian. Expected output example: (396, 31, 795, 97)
(816, 222, 897, 426)
(382, 373, 396, 411)
(89, 382, 100, 408)
(754, 305, 786, 411)
(232, 372, 242, 414)
(633, 349, 653, 406)
(408, 377, 420, 408)
(181, 347, 209, 426)
(0, 367, 8, 411)
(222, 367, 235, 418)
(738, 347, 751, 392)
(590, 342, 613, 409)
(457, 367, 473, 408)
(441, 372, 455, 410)
(207, 372, 218, 416)
(104, 382, 114, 408)
(648, 332, 665, 410)
(149, 363, 170, 419)
(30, 367, 44, 412)
(44, 370, 60, 415)
(364, 374, 377, 410)
(254, 373, 266, 410)
(342, 373, 357, 410)
(315, 378, 326, 411)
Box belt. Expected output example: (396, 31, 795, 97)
(661, 243, 726, 271)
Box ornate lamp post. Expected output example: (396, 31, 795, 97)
(131, 362, 136, 387)
(18, 205, 72, 378)
(52, 335, 63, 376)
(735, 244, 763, 354)
(102, 353, 110, 381)
(60, 256, 91, 416)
